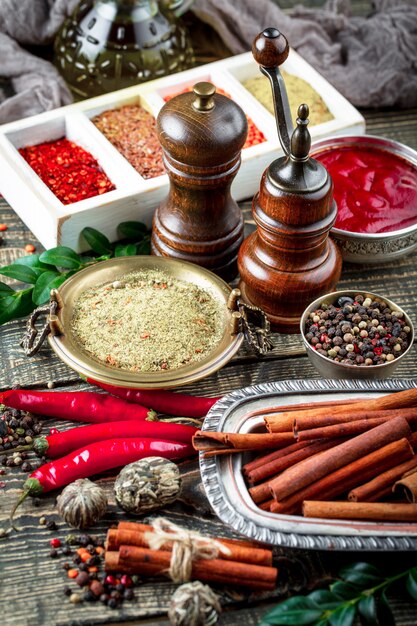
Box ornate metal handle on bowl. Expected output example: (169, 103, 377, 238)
(20, 289, 64, 357)
(228, 288, 273, 356)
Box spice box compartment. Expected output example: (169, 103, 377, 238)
(0, 50, 365, 252)
(200, 379, 417, 551)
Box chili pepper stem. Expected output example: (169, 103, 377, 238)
(1, 444, 33, 456)
(10, 490, 30, 532)
(10, 478, 44, 532)
(146, 414, 203, 427)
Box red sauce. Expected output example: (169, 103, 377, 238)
(315, 145, 417, 234)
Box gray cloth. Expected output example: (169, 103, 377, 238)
(192, 0, 417, 109)
(0, 0, 79, 124)
(0, 0, 416, 125)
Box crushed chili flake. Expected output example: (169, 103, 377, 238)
(91, 105, 165, 179)
(164, 85, 266, 149)
(19, 138, 115, 205)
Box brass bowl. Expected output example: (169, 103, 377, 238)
(300, 290, 415, 379)
(47, 256, 244, 389)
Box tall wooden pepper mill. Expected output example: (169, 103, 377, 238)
(151, 82, 247, 281)
(238, 28, 342, 332)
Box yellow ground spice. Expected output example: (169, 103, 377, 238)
(71, 270, 225, 373)
(242, 71, 333, 126)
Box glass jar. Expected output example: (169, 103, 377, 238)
(54, 0, 194, 98)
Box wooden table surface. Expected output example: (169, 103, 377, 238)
(1, 103, 417, 625)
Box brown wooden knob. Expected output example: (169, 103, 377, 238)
(252, 28, 289, 69)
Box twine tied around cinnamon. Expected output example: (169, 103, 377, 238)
(144, 517, 232, 584)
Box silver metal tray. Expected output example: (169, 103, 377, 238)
(199, 379, 417, 551)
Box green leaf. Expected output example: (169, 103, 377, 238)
(328, 605, 356, 626)
(0, 264, 38, 284)
(81, 227, 112, 255)
(261, 597, 324, 625)
(0, 288, 34, 324)
(406, 568, 417, 601)
(376, 591, 395, 626)
(340, 563, 383, 588)
(40, 247, 82, 270)
(358, 596, 378, 626)
(13, 253, 55, 271)
(308, 590, 342, 610)
(0, 282, 14, 295)
(114, 243, 137, 257)
(117, 221, 148, 240)
(32, 271, 72, 306)
(136, 237, 151, 255)
(330, 582, 361, 600)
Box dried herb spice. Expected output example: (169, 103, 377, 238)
(19, 138, 115, 204)
(71, 269, 224, 372)
(242, 72, 333, 126)
(164, 85, 266, 149)
(91, 105, 165, 179)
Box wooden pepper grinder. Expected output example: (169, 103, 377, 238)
(238, 28, 342, 332)
(151, 82, 247, 281)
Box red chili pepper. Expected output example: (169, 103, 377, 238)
(10, 438, 193, 528)
(0, 389, 154, 423)
(13, 419, 196, 458)
(87, 379, 221, 418)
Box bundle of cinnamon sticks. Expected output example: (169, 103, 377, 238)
(193, 387, 417, 522)
(105, 521, 278, 590)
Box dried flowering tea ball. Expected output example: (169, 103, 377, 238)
(114, 457, 181, 514)
(57, 479, 108, 529)
(168, 581, 221, 626)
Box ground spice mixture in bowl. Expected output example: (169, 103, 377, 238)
(46, 257, 244, 388)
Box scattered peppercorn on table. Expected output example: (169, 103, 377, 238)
(1, 62, 417, 626)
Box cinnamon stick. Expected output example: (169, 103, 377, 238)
(265, 388, 417, 433)
(106, 527, 272, 566)
(192, 430, 295, 452)
(248, 439, 349, 503)
(294, 408, 417, 434)
(242, 440, 310, 476)
(303, 501, 417, 521)
(117, 545, 278, 590)
(393, 471, 417, 503)
(348, 456, 417, 502)
(297, 418, 391, 441)
(269, 416, 412, 501)
(247, 398, 364, 432)
(117, 521, 264, 550)
(269, 438, 414, 515)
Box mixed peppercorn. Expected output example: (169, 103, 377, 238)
(57, 533, 137, 608)
(304, 294, 412, 366)
(0, 406, 43, 473)
(19, 138, 115, 205)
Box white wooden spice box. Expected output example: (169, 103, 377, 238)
(0, 50, 365, 252)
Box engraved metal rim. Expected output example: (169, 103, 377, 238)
(200, 379, 417, 551)
(299, 290, 415, 378)
(310, 134, 417, 240)
(47, 256, 244, 389)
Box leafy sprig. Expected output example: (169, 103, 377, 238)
(0, 221, 150, 325)
(259, 561, 417, 626)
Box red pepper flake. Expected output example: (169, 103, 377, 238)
(19, 138, 115, 205)
(164, 85, 266, 149)
(105, 355, 117, 366)
(161, 362, 168, 370)
(140, 332, 150, 339)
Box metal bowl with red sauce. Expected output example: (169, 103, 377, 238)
(311, 135, 417, 263)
